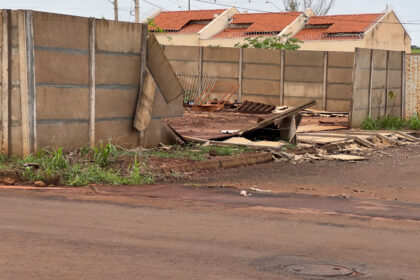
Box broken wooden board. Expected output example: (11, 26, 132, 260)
(298, 135, 349, 145)
(297, 124, 348, 133)
(322, 154, 368, 161)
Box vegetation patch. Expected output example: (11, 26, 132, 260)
(362, 115, 420, 131)
(0, 142, 256, 187)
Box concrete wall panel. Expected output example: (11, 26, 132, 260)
(285, 50, 324, 66)
(36, 87, 89, 120)
(327, 84, 352, 100)
(326, 100, 351, 112)
(242, 79, 279, 96)
(96, 89, 138, 119)
(95, 120, 138, 147)
(33, 12, 89, 50)
(354, 69, 370, 88)
(203, 47, 239, 62)
(284, 66, 323, 83)
(328, 68, 353, 84)
(164, 45, 199, 60)
(352, 89, 369, 109)
(328, 52, 354, 67)
(169, 60, 199, 73)
(37, 123, 89, 150)
(388, 51, 403, 69)
(388, 70, 402, 88)
(371, 70, 387, 89)
(203, 62, 238, 78)
(95, 54, 140, 85)
(372, 50, 388, 69)
(243, 48, 280, 64)
(284, 82, 323, 98)
(95, 20, 142, 53)
(243, 64, 280, 80)
(35, 50, 89, 85)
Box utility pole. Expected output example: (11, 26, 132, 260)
(135, 0, 140, 23)
(113, 0, 118, 21)
(107, 0, 118, 21)
(188, 0, 191, 10)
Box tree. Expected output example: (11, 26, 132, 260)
(234, 34, 302, 50)
(282, 0, 335, 15)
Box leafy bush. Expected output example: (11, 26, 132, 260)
(234, 34, 302, 50)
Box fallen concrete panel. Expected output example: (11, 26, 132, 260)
(134, 69, 156, 131)
(146, 35, 183, 103)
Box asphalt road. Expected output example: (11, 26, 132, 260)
(1, 188, 420, 280)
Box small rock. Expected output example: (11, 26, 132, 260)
(34, 181, 46, 188)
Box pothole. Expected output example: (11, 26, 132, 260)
(284, 264, 354, 276)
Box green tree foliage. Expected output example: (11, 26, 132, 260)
(234, 34, 303, 50)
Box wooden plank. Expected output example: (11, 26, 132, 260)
(298, 132, 374, 148)
(89, 18, 96, 147)
(18, 11, 31, 156)
(1, 10, 10, 155)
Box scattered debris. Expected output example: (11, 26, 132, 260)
(250, 187, 272, 193)
(322, 154, 368, 161)
(237, 101, 275, 114)
(240, 190, 251, 197)
(192, 83, 239, 112)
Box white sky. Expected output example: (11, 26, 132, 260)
(1, 0, 419, 45)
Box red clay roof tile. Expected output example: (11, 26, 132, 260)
(213, 12, 301, 38)
(296, 13, 384, 40)
(152, 9, 225, 32)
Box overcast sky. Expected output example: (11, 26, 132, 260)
(1, 0, 419, 45)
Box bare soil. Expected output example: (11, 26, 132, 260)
(165, 108, 348, 139)
(180, 144, 420, 203)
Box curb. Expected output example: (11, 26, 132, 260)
(159, 152, 273, 173)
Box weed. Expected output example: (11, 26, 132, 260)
(93, 142, 118, 167)
(362, 115, 420, 131)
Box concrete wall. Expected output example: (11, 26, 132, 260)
(350, 48, 405, 127)
(405, 54, 420, 118)
(165, 45, 354, 111)
(0, 10, 182, 156)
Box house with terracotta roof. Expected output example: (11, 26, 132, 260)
(294, 11, 411, 52)
(148, 8, 410, 52)
(148, 8, 312, 47)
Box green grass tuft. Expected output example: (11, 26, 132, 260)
(362, 115, 420, 131)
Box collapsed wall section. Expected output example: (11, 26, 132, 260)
(165, 45, 354, 111)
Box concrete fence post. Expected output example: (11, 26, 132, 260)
(385, 51, 390, 116)
(238, 48, 243, 103)
(368, 49, 374, 118)
(25, 11, 36, 154)
(198, 46, 203, 94)
(17, 10, 35, 156)
(322, 51, 328, 111)
(401, 51, 406, 119)
(89, 18, 96, 147)
(280, 50, 285, 106)
(1, 10, 10, 155)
